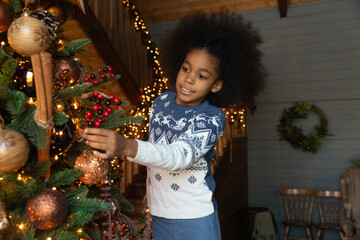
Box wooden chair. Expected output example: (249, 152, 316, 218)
(280, 188, 315, 240)
(314, 190, 345, 240)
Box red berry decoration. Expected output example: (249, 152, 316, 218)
(106, 107, 113, 113)
(94, 80, 99, 85)
(109, 94, 115, 100)
(85, 117, 90, 122)
(92, 105, 99, 111)
(100, 73, 106, 79)
(97, 68, 102, 73)
(98, 94, 103, 99)
(113, 98, 121, 105)
(110, 73, 115, 78)
(103, 111, 110, 117)
(95, 121, 101, 127)
(86, 111, 92, 118)
(84, 76, 89, 82)
(102, 235, 109, 240)
(120, 223, 127, 229)
(117, 230, 125, 237)
(97, 117, 103, 123)
(117, 106, 123, 110)
(108, 67, 113, 72)
(93, 92, 99, 97)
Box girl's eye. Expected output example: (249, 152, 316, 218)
(198, 74, 207, 80)
(182, 66, 189, 72)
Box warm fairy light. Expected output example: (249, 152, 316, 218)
(57, 104, 63, 110)
(28, 97, 36, 105)
(0, 177, 3, 181)
(52, 187, 57, 190)
(17, 174, 22, 181)
(77, 228, 83, 233)
(18, 223, 24, 230)
(47, 238, 52, 240)
(1, 41, 5, 46)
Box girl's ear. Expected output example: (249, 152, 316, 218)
(211, 80, 223, 93)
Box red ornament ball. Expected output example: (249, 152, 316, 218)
(26, 189, 68, 230)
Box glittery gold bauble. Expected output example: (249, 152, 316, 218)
(47, 0, 67, 26)
(7, 15, 51, 56)
(26, 189, 68, 230)
(74, 151, 109, 185)
(0, 201, 8, 230)
(0, 1, 14, 33)
(53, 57, 81, 85)
(0, 129, 30, 173)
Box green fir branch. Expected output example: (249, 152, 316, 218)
(6, 90, 26, 115)
(111, 187, 134, 212)
(54, 84, 93, 101)
(8, 0, 23, 13)
(6, 107, 48, 148)
(48, 230, 79, 240)
(29, 161, 52, 180)
(0, 172, 41, 208)
(102, 110, 143, 129)
(65, 141, 89, 167)
(69, 198, 113, 213)
(1, 57, 17, 76)
(0, 85, 11, 98)
(45, 169, 82, 187)
(85, 226, 102, 240)
(65, 186, 89, 200)
(54, 111, 69, 125)
(57, 39, 91, 57)
(66, 211, 96, 227)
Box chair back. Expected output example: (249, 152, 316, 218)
(280, 188, 315, 224)
(314, 190, 342, 225)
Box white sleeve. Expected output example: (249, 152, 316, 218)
(126, 139, 194, 171)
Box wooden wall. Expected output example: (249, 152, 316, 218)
(136, 0, 322, 24)
(245, 0, 360, 239)
(145, 0, 360, 239)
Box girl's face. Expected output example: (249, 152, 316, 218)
(175, 48, 223, 106)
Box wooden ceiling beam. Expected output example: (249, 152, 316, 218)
(277, 0, 288, 18)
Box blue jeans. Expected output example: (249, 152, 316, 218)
(151, 211, 221, 240)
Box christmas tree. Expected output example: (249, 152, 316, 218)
(0, 0, 143, 239)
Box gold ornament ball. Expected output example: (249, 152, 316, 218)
(7, 15, 51, 56)
(26, 189, 68, 230)
(0, 129, 30, 173)
(74, 151, 109, 185)
(0, 1, 14, 33)
(0, 201, 8, 230)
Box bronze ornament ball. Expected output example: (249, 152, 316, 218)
(53, 57, 81, 86)
(0, 1, 14, 33)
(7, 15, 51, 56)
(0, 129, 30, 173)
(21, 0, 53, 10)
(26, 188, 68, 230)
(74, 151, 110, 185)
(47, 0, 67, 26)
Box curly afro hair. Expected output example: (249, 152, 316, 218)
(158, 10, 267, 108)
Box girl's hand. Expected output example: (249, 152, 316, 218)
(83, 128, 138, 159)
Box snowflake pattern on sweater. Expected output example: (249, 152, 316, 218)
(129, 92, 226, 219)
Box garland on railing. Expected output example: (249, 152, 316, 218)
(277, 101, 330, 153)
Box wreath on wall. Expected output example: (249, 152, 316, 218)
(277, 101, 330, 153)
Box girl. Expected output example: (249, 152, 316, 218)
(84, 10, 266, 240)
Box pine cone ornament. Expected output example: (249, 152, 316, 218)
(32, 9, 59, 40)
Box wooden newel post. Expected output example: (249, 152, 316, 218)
(31, 52, 53, 178)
